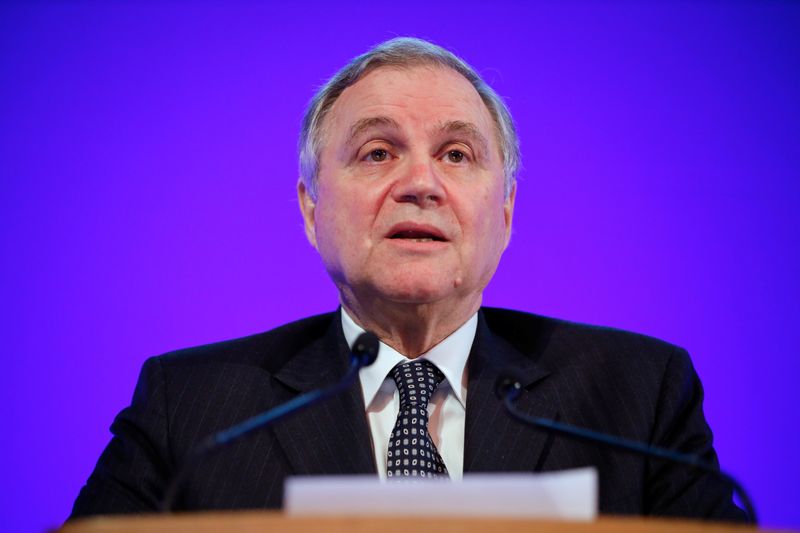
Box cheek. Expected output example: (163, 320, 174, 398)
(310, 190, 344, 255)
(313, 185, 379, 252)
(465, 196, 509, 256)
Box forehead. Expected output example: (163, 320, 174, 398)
(324, 65, 496, 142)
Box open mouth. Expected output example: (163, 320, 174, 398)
(389, 229, 447, 242)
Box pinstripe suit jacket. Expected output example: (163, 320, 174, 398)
(70, 307, 744, 521)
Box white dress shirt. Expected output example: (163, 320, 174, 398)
(341, 308, 476, 480)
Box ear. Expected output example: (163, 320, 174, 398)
(502, 181, 516, 249)
(297, 179, 318, 248)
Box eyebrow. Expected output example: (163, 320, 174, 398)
(435, 120, 490, 154)
(344, 116, 491, 155)
(346, 116, 400, 146)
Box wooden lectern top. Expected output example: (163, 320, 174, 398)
(59, 512, 772, 533)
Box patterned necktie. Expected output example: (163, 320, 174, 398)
(386, 359, 449, 479)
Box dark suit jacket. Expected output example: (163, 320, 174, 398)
(70, 308, 745, 521)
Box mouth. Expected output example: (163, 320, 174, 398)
(388, 229, 447, 243)
(386, 224, 448, 243)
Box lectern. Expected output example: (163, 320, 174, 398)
(60, 512, 768, 533)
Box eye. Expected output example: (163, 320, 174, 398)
(445, 150, 465, 163)
(366, 148, 389, 162)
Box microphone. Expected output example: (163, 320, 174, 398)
(495, 371, 757, 524)
(161, 331, 380, 512)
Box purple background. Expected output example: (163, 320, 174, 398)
(2, 2, 798, 531)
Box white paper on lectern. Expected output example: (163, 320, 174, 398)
(284, 467, 598, 521)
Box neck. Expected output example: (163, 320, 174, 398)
(341, 293, 481, 358)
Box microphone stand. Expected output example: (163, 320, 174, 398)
(160, 332, 379, 512)
(498, 377, 757, 524)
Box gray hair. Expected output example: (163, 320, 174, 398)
(298, 37, 520, 200)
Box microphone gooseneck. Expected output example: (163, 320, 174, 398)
(160, 331, 380, 512)
(495, 372, 757, 525)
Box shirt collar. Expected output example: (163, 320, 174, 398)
(341, 308, 476, 411)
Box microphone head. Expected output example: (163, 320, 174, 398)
(351, 331, 379, 367)
(494, 369, 524, 402)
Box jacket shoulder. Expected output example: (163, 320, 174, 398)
(156, 311, 338, 373)
(481, 306, 685, 369)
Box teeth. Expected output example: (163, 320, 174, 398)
(391, 230, 440, 241)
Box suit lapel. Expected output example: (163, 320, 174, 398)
(270, 312, 376, 476)
(464, 311, 557, 473)
(266, 308, 559, 476)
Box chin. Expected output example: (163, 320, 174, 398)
(376, 276, 454, 305)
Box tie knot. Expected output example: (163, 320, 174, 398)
(390, 359, 445, 410)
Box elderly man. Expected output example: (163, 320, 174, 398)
(71, 37, 744, 521)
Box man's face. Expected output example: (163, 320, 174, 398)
(299, 65, 515, 310)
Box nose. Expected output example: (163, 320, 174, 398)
(390, 159, 446, 207)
